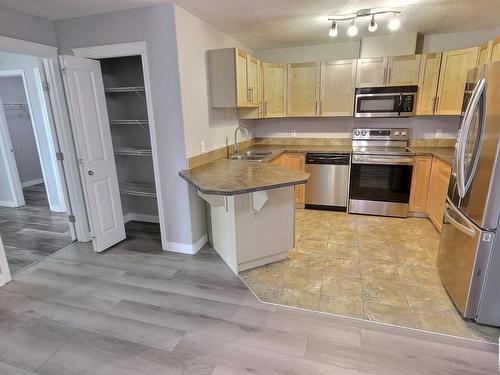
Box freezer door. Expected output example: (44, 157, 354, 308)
(476, 233, 500, 326)
(437, 201, 494, 318)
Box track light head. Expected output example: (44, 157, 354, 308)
(347, 19, 358, 37)
(368, 15, 378, 32)
(388, 13, 401, 31)
(329, 21, 338, 37)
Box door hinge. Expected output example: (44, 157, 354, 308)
(68, 215, 76, 223)
(55, 151, 64, 161)
(61, 67, 68, 75)
(42, 81, 50, 92)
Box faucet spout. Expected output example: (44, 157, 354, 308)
(233, 126, 251, 156)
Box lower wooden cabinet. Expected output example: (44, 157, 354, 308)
(272, 153, 305, 208)
(425, 157, 451, 232)
(409, 155, 433, 213)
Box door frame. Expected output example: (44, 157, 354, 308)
(0, 36, 89, 242)
(72, 41, 168, 250)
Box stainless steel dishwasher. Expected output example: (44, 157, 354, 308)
(305, 153, 350, 211)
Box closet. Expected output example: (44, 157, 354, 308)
(99, 56, 159, 228)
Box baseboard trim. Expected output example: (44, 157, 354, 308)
(21, 178, 44, 188)
(0, 273, 12, 287)
(166, 233, 208, 255)
(0, 200, 20, 208)
(123, 213, 160, 224)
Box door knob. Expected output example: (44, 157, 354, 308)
(88, 170, 94, 176)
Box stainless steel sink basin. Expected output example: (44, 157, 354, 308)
(243, 150, 273, 156)
(229, 154, 266, 161)
(228, 148, 281, 162)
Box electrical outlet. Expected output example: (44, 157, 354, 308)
(290, 130, 297, 137)
(436, 129, 443, 139)
(200, 141, 206, 153)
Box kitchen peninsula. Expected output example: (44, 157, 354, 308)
(179, 159, 309, 273)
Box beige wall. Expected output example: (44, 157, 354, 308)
(174, 5, 254, 158)
(421, 27, 500, 53)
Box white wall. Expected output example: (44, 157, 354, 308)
(0, 52, 66, 211)
(174, 6, 254, 158)
(255, 40, 360, 63)
(0, 76, 43, 185)
(251, 116, 460, 140)
(0, 6, 57, 46)
(55, 4, 208, 248)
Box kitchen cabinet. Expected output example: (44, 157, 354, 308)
(284, 153, 305, 207)
(262, 63, 287, 118)
(356, 57, 388, 87)
(208, 48, 260, 108)
(387, 54, 422, 86)
(477, 41, 493, 65)
(425, 157, 451, 231)
(409, 155, 432, 213)
(271, 153, 286, 167)
(320, 59, 357, 116)
(416, 53, 442, 115)
(490, 36, 500, 63)
(435, 47, 479, 115)
(287, 62, 319, 117)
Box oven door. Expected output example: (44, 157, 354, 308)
(349, 155, 413, 217)
(354, 93, 401, 118)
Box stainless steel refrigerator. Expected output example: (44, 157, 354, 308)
(437, 61, 500, 326)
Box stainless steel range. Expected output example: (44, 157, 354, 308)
(349, 128, 414, 218)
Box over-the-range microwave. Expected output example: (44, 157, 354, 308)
(354, 86, 418, 118)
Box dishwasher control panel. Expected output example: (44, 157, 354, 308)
(306, 153, 350, 165)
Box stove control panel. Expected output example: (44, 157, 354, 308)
(352, 128, 409, 141)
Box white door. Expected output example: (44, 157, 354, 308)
(60, 55, 125, 252)
(0, 236, 11, 287)
(0, 96, 25, 208)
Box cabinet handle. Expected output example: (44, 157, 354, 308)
(264, 101, 267, 116)
(435, 96, 440, 113)
(383, 68, 388, 85)
(315, 100, 318, 114)
(387, 68, 392, 84)
(432, 97, 436, 113)
(319, 100, 322, 115)
(250, 87, 254, 102)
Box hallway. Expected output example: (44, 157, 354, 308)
(0, 184, 73, 274)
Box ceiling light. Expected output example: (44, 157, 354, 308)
(347, 20, 358, 37)
(329, 21, 338, 37)
(368, 15, 378, 32)
(388, 13, 401, 31)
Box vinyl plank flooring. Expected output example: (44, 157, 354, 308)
(0, 240, 496, 374)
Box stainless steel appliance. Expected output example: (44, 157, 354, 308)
(354, 86, 417, 118)
(305, 153, 350, 211)
(349, 128, 414, 217)
(437, 61, 500, 326)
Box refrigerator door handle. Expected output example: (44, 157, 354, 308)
(456, 78, 486, 198)
(444, 203, 476, 237)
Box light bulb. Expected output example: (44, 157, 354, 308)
(388, 14, 400, 31)
(347, 20, 358, 37)
(368, 16, 377, 32)
(329, 22, 338, 37)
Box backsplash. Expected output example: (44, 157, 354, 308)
(250, 116, 461, 140)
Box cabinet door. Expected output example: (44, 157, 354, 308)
(356, 57, 387, 87)
(416, 53, 442, 115)
(247, 56, 260, 106)
(320, 60, 357, 116)
(262, 63, 287, 118)
(287, 62, 319, 117)
(435, 47, 479, 115)
(235, 49, 249, 107)
(409, 155, 432, 213)
(477, 41, 493, 65)
(271, 153, 286, 167)
(426, 158, 451, 231)
(284, 153, 305, 207)
(490, 36, 500, 63)
(387, 55, 421, 86)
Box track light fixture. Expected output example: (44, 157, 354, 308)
(327, 8, 401, 37)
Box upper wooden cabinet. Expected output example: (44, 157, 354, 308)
(435, 47, 479, 115)
(320, 60, 357, 116)
(262, 63, 287, 118)
(208, 48, 260, 108)
(416, 53, 442, 115)
(287, 62, 319, 117)
(491, 36, 500, 63)
(478, 41, 493, 65)
(387, 54, 422, 86)
(356, 55, 421, 87)
(356, 57, 387, 87)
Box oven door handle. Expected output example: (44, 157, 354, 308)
(352, 155, 414, 165)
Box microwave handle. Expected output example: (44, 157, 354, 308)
(397, 93, 403, 116)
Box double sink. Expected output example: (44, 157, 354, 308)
(228, 149, 281, 162)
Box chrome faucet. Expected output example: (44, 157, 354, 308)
(233, 126, 251, 156)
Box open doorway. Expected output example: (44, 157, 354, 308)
(0, 51, 74, 274)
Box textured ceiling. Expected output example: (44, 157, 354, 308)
(1, 0, 500, 49)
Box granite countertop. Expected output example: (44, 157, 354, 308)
(179, 159, 309, 196)
(408, 147, 455, 165)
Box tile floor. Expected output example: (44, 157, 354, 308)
(0, 184, 74, 274)
(240, 209, 500, 342)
